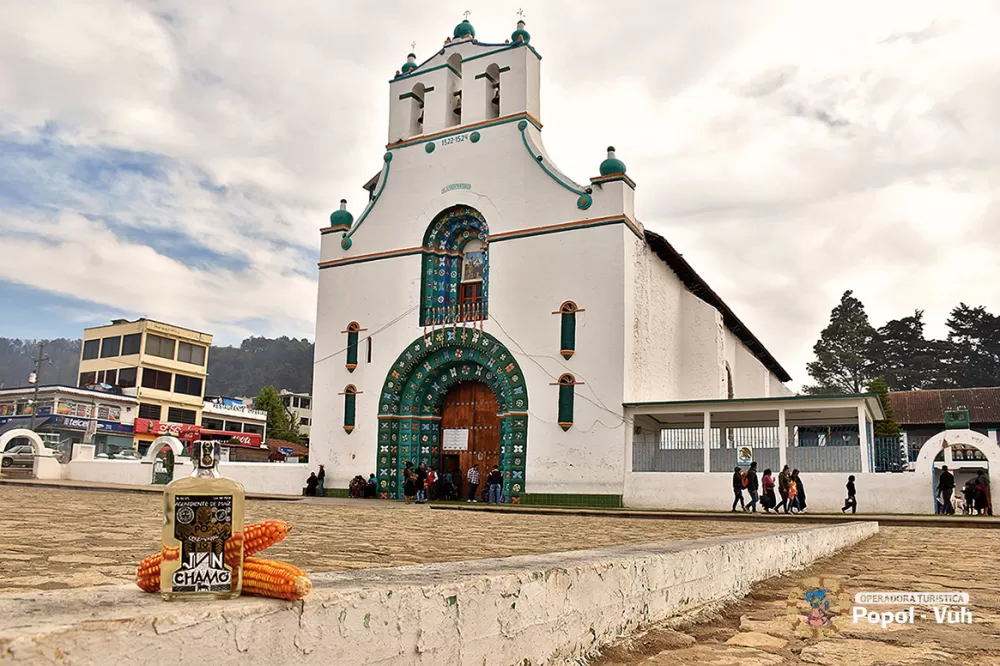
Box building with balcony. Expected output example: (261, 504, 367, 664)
(0, 385, 137, 459)
(201, 396, 269, 461)
(78, 318, 212, 449)
(279, 390, 312, 443)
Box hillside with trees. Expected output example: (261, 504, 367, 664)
(0, 336, 314, 397)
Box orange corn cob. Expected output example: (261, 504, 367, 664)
(242, 557, 312, 601)
(135, 520, 291, 592)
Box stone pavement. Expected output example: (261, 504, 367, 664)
(0, 485, 783, 593)
(594, 525, 1000, 665)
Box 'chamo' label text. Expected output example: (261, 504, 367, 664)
(171, 495, 233, 592)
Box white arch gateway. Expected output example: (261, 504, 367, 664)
(0, 428, 61, 479)
(915, 429, 999, 511)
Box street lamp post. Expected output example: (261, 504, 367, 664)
(28, 342, 50, 432)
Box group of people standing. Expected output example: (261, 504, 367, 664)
(401, 461, 506, 505)
(937, 466, 992, 515)
(732, 463, 850, 514)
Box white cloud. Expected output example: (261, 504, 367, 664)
(0, 0, 998, 384)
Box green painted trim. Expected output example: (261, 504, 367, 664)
(391, 62, 461, 83)
(623, 393, 881, 408)
(518, 120, 592, 210)
(398, 92, 424, 103)
(346, 331, 359, 370)
(306, 487, 349, 498)
(558, 384, 575, 430)
(462, 42, 542, 65)
(318, 247, 421, 269)
(474, 72, 497, 83)
(490, 217, 641, 243)
(519, 493, 623, 508)
(341, 152, 393, 247)
(387, 113, 541, 151)
(498, 66, 511, 74)
(423, 86, 435, 93)
(560, 312, 576, 359)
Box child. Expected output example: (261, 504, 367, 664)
(841, 475, 857, 514)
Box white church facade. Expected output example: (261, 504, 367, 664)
(310, 17, 794, 505)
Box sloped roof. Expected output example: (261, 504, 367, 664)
(266, 438, 310, 457)
(889, 388, 1000, 425)
(644, 230, 792, 382)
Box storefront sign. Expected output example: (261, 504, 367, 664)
(134, 418, 201, 440)
(200, 429, 262, 448)
(442, 428, 469, 451)
(55, 416, 134, 433)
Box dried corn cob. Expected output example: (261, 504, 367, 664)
(241, 557, 312, 601)
(135, 520, 291, 592)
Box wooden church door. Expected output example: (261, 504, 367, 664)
(440, 382, 500, 499)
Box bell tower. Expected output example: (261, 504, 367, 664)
(387, 14, 542, 144)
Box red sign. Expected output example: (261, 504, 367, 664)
(200, 429, 262, 448)
(134, 418, 201, 441)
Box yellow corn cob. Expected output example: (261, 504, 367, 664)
(135, 520, 291, 593)
(242, 557, 312, 601)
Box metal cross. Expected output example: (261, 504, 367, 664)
(463, 9, 471, 19)
(517, 8, 525, 19)
(411, 41, 416, 52)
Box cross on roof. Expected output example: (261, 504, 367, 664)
(411, 41, 416, 51)
(517, 8, 525, 19)
(463, 10, 471, 19)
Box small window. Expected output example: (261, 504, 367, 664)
(300, 417, 311, 426)
(138, 403, 162, 420)
(366, 336, 373, 363)
(82, 339, 100, 360)
(141, 369, 172, 392)
(243, 424, 264, 435)
(282, 395, 290, 406)
(145, 334, 175, 360)
(177, 341, 206, 365)
(554, 301, 584, 360)
(100, 336, 121, 358)
(224, 420, 244, 432)
(121, 333, 142, 355)
(166, 407, 197, 425)
(202, 417, 224, 430)
(553, 373, 582, 431)
(340, 385, 360, 433)
(118, 367, 138, 388)
(344, 322, 366, 372)
(174, 374, 203, 397)
(97, 369, 118, 385)
(79, 371, 97, 386)
(300, 398, 311, 410)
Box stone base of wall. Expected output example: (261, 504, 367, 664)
(0, 522, 877, 665)
(519, 492, 623, 508)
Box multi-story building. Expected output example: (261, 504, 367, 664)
(78, 318, 212, 450)
(201, 396, 269, 461)
(0, 385, 137, 459)
(279, 390, 312, 443)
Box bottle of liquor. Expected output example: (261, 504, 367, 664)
(161, 440, 245, 601)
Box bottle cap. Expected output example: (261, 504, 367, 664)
(192, 440, 219, 469)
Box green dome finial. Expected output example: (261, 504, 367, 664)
(453, 16, 475, 39)
(329, 199, 354, 231)
(599, 146, 627, 176)
(400, 52, 417, 74)
(512, 19, 530, 44)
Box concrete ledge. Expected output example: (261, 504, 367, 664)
(1, 522, 877, 665)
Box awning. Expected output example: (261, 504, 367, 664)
(0, 417, 54, 438)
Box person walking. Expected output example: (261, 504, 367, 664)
(487, 466, 503, 504)
(761, 468, 776, 512)
(842, 475, 857, 514)
(792, 469, 806, 513)
(776, 465, 792, 514)
(467, 464, 481, 503)
(731, 466, 746, 512)
(787, 473, 799, 514)
(316, 464, 326, 498)
(403, 468, 417, 504)
(975, 470, 991, 516)
(415, 462, 428, 504)
(426, 466, 438, 501)
(938, 465, 955, 515)
(746, 462, 760, 513)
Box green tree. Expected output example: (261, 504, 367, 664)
(805, 291, 878, 394)
(255, 385, 300, 444)
(941, 303, 1000, 388)
(866, 376, 901, 437)
(871, 311, 943, 391)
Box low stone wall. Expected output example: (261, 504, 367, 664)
(626, 471, 932, 514)
(1, 522, 877, 665)
(60, 460, 310, 496)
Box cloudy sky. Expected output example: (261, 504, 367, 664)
(1, 1, 998, 388)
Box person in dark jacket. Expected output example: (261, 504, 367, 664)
(731, 466, 745, 512)
(842, 475, 857, 514)
(487, 466, 504, 504)
(316, 464, 326, 497)
(975, 470, 991, 515)
(305, 472, 318, 496)
(746, 462, 760, 513)
(776, 466, 792, 514)
(791, 469, 806, 513)
(938, 465, 955, 515)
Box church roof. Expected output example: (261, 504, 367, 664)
(644, 230, 792, 382)
(889, 388, 1000, 425)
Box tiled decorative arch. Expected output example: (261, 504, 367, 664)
(420, 206, 489, 326)
(376, 329, 528, 502)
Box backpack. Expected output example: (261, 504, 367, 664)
(741, 472, 750, 489)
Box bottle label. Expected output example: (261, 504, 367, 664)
(170, 495, 233, 592)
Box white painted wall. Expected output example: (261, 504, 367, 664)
(66, 459, 151, 486)
(624, 471, 933, 514)
(63, 459, 310, 496)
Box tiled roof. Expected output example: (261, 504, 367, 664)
(888, 388, 1000, 425)
(266, 438, 310, 458)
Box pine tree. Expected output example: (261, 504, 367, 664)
(871, 311, 943, 391)
(941, 304, 1000, 388)
(805, 291, 878, 394)
(254, 385, 299, 443)
(867, 376, 901, 437)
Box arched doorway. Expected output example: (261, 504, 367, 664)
(439, 381, 500, 500)
(915, 430, 999, 514)
(377, 330, 528, 502)
(0, 428, 51, 480)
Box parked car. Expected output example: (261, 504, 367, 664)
(109, 448, 139, 460)
(1, 445, 35, 468)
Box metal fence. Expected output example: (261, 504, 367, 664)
(787, 445, 862, 472)
(632, 441, 703, 472)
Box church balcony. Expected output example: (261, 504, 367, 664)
(423, 301, 487, 328)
